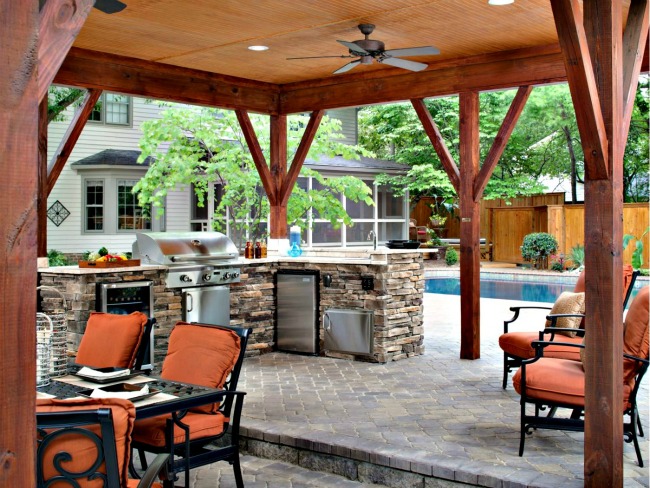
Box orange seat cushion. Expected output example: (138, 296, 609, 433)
(75, 312, 148, 369)
(623, 287, 649, 384)
(499, 332, 583, 361)
(36, 397, 135, 488)
(161, 322, 241, 413)
(132, 411, 228, 447)
(513, 358, 634, 410)
(127, 480, 163, 488)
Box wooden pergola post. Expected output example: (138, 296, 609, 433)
(551, 0, 647, 484)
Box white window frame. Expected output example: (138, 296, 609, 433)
(89, 92, 133, 127)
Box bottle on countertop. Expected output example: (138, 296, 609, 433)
(244, 241, 253, 259)
(254, 241, 262, 259)
(261, 241, 267, 258)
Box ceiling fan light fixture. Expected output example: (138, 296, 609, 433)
(488, 0, 514, 4)
(248, 45, 269, 51)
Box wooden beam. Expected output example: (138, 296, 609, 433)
(47, 88, 103, 195)
(55, 48, 280, 115)
(621, 0, 649, 150)
(410, 99, 460, 192)
(279, 110, 324, 207)
(458, 92, 481, 360)
(269, 115, 288, 238)
(38, 98, 49, 257)
(550, 0, 609, 180)
(473, 86, 533, 200)
(234, 110, 276, 204)
(281, 46, 569, 114)
(0, 3, 39, 486)
(38, 0, 94, 101)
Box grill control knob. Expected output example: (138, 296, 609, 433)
(203, 273, 212, 282)
(223, 272, 232, 280)
(232, 272, 240, 278)
(180, 274, 192, 283)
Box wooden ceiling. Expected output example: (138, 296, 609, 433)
(74, 0, 630, 85)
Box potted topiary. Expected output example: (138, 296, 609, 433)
(520, 232, 559, 269)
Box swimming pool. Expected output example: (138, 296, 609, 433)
(424, 277, 574, 303)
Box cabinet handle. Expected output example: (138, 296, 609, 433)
(186, 294, 194, 313)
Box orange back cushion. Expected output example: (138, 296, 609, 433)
(36, 397, 135, 488)
(75, 312, 148, 369)
(161, 322, 241, 413)
(623, 287, 650, 385)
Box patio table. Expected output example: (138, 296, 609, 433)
(37, 374, 225, 419)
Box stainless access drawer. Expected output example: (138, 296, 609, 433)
(323, 309, 374, 356)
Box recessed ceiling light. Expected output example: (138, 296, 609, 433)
(488, 0, 514, 4)
(248, 45, 269, 51)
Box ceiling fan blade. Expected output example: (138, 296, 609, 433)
(287, 55, 355, 60)
(383, 46, 440, 57)
(333, 60, 361, 75)
(93, 0, 127, 14)
(337, 40, 369, 55)
(380, 57, 428, 72)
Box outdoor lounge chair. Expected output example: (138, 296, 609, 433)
(75, 312, 155, 371)
(512, 286, 649, 466)
(36, 397, 169, 487)
(131, 322, 251, 488)
(498, 265, 637, 389)
(409, 219, 429, 243)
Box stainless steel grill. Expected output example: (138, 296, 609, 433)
(132, 232, 242, 289)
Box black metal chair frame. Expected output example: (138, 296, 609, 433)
(37, 408, 168, 488)
(517, 339, 648, 467)
(133, 317, 156, 371)
(501, 271, 639, 389)
(132, 323, 252, 488)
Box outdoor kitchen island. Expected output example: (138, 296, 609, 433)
(38, 248, 425, 367)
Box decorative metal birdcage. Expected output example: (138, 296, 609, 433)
(36, 313, 52, 387)
(36, 286, 68, 378)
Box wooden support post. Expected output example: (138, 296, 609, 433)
(1, 4, 39, 485)
(38, 98, 49, 257)
(551, 0, 642, 484)
(269, 115, 288, 238)
(458, 92, 481, 359)
(583, 1, 624, 485)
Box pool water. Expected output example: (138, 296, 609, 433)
(425, 278, 575, 303)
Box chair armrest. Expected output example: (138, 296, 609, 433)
(624, 353, 650, 366)
(529, 339, 584, 360)
(137, 453, 169, 488)
(503, 306, 553, 333)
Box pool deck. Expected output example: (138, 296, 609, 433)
(223, 290, 648, 488)
(177, 264, 648, 487)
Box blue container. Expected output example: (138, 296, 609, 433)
(289, 226, 301, 247)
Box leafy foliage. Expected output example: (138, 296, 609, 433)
(568, 244, 585, 269)
(48, 87, 87, 123)
(623, 226, 649, 270)
(134, 107, 374, 248)
(47, 249, 69, 266)
(521, 233, 558, 269)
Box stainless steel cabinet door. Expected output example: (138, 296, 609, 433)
(276, 273, 318, 354)
(182, 285, 230, 325)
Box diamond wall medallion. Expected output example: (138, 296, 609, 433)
(47, 200, 70, 227)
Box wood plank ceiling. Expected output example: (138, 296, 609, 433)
(71, 0, 630, 88)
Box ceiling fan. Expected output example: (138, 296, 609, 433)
(288, 24, 440, 75)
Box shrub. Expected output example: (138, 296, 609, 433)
(426, 228, 442, 246)
(445, 246, 458, 266)
(568, 244, 584, 269)
(47, 249, 69, 266)
(623, 226, 649, 270)
(521, 233, 558, 269)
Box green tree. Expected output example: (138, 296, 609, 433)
(47, 86, 87, 123)
(134, 107, 374, 248)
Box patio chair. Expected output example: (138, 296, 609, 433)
(409, 219, 429, 243)
(498, 265, 637, 389)
(131, 322, 251, 488)
(36, 397, 169, 487)
(512, 286, 649, 466)
(75, 312, 154, 371)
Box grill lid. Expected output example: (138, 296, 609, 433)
(133, 232, 239, 266)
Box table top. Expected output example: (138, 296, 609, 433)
(37, 375, 225, 419)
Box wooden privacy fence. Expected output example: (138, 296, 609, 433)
(411, 195, 649, 266)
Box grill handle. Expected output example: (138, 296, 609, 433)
(170, 253, 238, 263)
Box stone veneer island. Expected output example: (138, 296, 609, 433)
(38, 249, 425, 369)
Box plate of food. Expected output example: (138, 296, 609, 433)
(77, 383, 160, 402)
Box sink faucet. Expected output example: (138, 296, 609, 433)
(367, 230, 377, 250)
